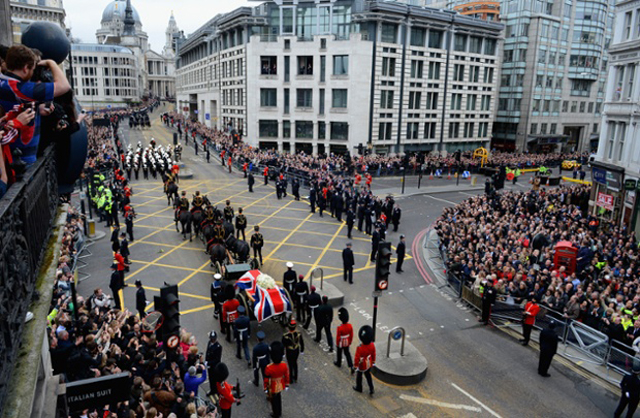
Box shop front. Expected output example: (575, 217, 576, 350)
(590, 161, 625, 227)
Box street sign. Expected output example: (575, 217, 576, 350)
(205, 113, 210, 120)
(392, 330, 403, 340)
(372, 291, 382, 298)
(107, 105, 111, 109)
(625, 179, 637, 190)
(66, 372, 130, 412)
(194, 110, 199, 114)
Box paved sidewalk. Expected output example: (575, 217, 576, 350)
(421, 228, 622, 394)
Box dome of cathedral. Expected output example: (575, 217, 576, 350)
(101, 0, 142, 25)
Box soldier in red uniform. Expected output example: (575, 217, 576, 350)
(221, 149, 226, 166)
(242, 162, 248, 178)
(263, 166, 269, 185)
(264, 341, 290, 418)
(214, 362, 237, 418)
(334, 308, 354, 371)
(222, 286, 239, 343)
(520, 295, 541, 346)
(353, 325, 376, 395)
(228, 156, 233, 173)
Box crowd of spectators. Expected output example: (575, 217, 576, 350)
(164, 112, 588, 182)
(47, 207, 215, 418)
(436, 184, 640, 351)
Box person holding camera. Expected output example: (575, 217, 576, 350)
(0, 45, 71, 165)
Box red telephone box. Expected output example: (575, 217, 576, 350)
(554, 241, 578, 274)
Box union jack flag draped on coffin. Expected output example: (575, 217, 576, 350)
(234, 269, 260, 296)
(254, 285, 292, 322)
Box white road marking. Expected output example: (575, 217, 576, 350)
(400, 394, 482, 413)
(419, 285, 425, 288)
(451, 383, 503, 418)
(397, 413, 418, 418)
(458, 191, 477, 197)
(440, 325, 445, 328)
(430, 328, 434, 331)
(427, 195, 458, 205)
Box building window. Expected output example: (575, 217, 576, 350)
(408, 91, 421, 110)
(410, 27, 426, 47)
(296, 89, 313, 108)
(261, 56, 277, 75)
(381, 90, 394, 109)
(382, 57, 396, 77)
(618, 123, 626, 161)
(453, 64, 464, 81)
(406, 122, 419, 139)
(454, 34, 467, 52)
(550, 123, 557, 134)
(625, 12, 633, 39)
(259, 120, 278, 137)
(318, 121, 326, 139)
(284, 56, 290, 82)
(333, 55, 349, 75)
(570, 101, 577, 112)
(450, 93, 462, 110)
(298, 56, 313, 75)
(579, 102, 585, 112)
(448, 122, 460, 138)
(627, 64, 636, 100)
(429, 30, 443, 48)
(469, 36, 482, 54)
(379, 122, 392, 140)
(469, 66, 480, 83)
(426, 92, 438, 110)
(282, 7, 295, 34)
(295, 121, 314, 138)
(483, 67, 494, 83)
(478, 122, 488, 137)
(466, 94, 477, 111)
(540, 123, 547, 134)
(484, 39, 496, 55)
(284, 88, 290, 113)
(607, 122, 616, 159)
(480, 95, 491, 111)
(530, 123, 537, 134)
(381, 23, 397, 43)
(332, 89, 348, 108)
(410, 60, 423, 78)
(538, 49, 546, 64)
(260, 89, 277, 107)
(320, 56, 326, 82)
(319, 89, 325, 114)
(283, 121, 291, 138)
(428, 62, 440, 79)
(463, 122, 474, 137)
(424, 122, 436, 139)
(331, 122, 349, 140)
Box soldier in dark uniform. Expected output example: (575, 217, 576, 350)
(357, 203, 365, 232)
(309, 187, 316, 213)
(206, 331, 223, 396)
(342, 243, 355, 284)
(248, 172, 255, 193)
(212, 219, 226, 245)
(119, 232, 130, 270)
(538, 321, 559, 377)
(109, 263, 125, 310)
(275, 179, 282, 199)
(371, 226, 381, 262)
(315, 296, 334, 353)
(250, 225, 264, 265)
(480, 279, 496, 325)
(252, 331, 270, 386)
(318, 193, 326, 218)
(396, 235, 406, 273)
(234, 306, 251, 366)
(294, 275, 309, 323)
(224, 200, 234, 223)
(292, 178, 300, 201)
(235, 208, 247, 240)
(175, 191, 189, 221)
(335, 192, 344, 222)
(615, 364, 640, 418)
(303, 286, 321, 330)
(283, 262, 297, 297)
(282, 319, 304, 383)
(346, 208, 355, 239)
(135, 280, 146, 319)
(364, 204, 373, 235)
(211, 273, 225, 324)
(191, 191, 204, 214)
(391, 204, 402, 232)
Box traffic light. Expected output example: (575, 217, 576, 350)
(158, 284, 180, 349)
(375, 242, 392, 291)
(455, 149, 462, 162)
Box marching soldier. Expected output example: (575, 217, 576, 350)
(214, 362, 238, 418)
(303, 286, 321, 330)
(252, 331, 270, 387)
(264, 341, 290, 418)
(315, 296, 334, 352)
(283, 262, 297, 297)
(242, 161, 248, 178)
(370, 226, 381, 262)
(334, 308, 354, 370)
(292, 178, 300, 201)
(346, 208, 355, 239)
(250, 225, 264, 266)
(211, 273, 225, 323)
(353, 325, 376, 395)
(124, 205, 135, 241)
(222, 286, 240, 343)
(309, 187, 316, 213)
(135, 280, 147, 319)
(294, 275, 309, 323)
(234, 306, 251, 366)
(206, 331, 223, 396)
(235, 208, 247, 240)
(391, 204, 402, 232)
(480, 279, 496, 325)
(282, 319, 304, 383)
(224, 200, 234, 224)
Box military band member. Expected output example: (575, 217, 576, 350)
(250, 225, 264, 266)
(252, 331, 270, 387)
(264, 341, 290, 418)
(282, 319, 304, 383)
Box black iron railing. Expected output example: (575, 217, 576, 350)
(0, 146, 58, 416)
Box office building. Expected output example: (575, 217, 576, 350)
(9, 0, 66, 43)
(176, 0, 503, 155)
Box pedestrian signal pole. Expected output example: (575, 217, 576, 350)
(455, 149, 462, 186)
(373, 242, 392, 341)
(155, 284, 180, 349)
